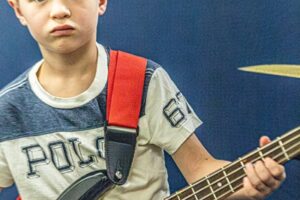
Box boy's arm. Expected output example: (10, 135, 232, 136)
(172, 134, 286, 200)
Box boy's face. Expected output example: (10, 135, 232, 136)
(7, 0, 107, 54)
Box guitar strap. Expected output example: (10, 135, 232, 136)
(105, 50, 147, 185)
(16, 50, 147, 200)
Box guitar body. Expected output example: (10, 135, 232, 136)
(57, 170, 113, 200)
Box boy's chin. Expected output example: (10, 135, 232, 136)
(40, 41, 90, 55)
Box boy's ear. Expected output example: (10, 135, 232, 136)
(7, 0, 27, 26)
(98, 0, 108, 16)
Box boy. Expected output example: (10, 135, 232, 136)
(0, 0, 285, 199)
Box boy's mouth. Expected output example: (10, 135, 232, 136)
(51, 25, 75, 36)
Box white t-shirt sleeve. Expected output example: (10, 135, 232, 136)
(144, 67, 202, 155)
(0, 144, 14, 188)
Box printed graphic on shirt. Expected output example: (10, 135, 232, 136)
(20, 134, 106, 179)
(163, 92, 192, 127)
(22, 144, 51, 178)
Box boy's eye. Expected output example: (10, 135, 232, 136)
(33, 0, 46, 2)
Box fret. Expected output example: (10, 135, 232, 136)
(214, 184, 233, 199)
(278, 139, 290, 161)
(207, 170, 227, 191)
(257, 147, 264, 160)
(224, 161, 245, 192)
(225, 163, 243, 196)
(176, 188, 194, 200)
(176, 192, 181, 200)
(184, 194, 197, 200)
(260, 140, 283, 162)
(186, 196, 197, 200)
(282, 132, 300, 161)
(191, 186, 199, 200)
(165, 188, 192, 200)
(238, 157, 245, 169)
(281, 127, 300, 145)
(285, 140, 300, 161)
(207, 169, 232, 199)
(192, 179, 212, 199)
(164, 194, 179, 200)
(240, 150, 261, 164)
(225, 161, 242, 173)
(282, 133, 300, 147)
(206, 177, 217, 200)
(222, 168, 234, 192)
(228, 168, 244, 189)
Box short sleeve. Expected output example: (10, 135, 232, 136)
(0, 143, 14, 188)
(144, 67, 202, 154)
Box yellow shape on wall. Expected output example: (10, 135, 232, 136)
(238, 65, 300, 79)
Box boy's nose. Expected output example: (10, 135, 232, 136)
(50, 0, 71, 19)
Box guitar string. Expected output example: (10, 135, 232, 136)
(200, 149, 300, 200)
(166, 130, 299, 200)
(187, 140, 300, 200)
(171, 134, 299, 200)
(174, 135, 300, 200)
(185, 140, 300, 200)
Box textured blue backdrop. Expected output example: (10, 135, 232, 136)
(1, 0, 299, 199)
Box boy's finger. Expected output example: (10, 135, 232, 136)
(245, 163, 270, 194)
(243, 177, 262, 199)
(264, 157, 286, 181)
(259, 136, 271, 147)
(254, 160, 278, 189)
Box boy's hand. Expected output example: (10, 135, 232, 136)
(241, 136, 286, 200)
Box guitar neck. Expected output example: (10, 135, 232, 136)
(165, 127, 300, 200)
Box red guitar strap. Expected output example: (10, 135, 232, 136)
(106, 50, 147, 128)
(105, 50, 147, 185)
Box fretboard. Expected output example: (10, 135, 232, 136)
(165, 126, 300, 200)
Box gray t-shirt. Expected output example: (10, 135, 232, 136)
(0, 44, 202, 200)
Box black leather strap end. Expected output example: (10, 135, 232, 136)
(57, 170, 113, 200)
(105, 125, 137, 185)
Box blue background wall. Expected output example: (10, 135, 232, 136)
(1, 0, 299, 199)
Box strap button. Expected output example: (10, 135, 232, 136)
(115, 170, 123, 180)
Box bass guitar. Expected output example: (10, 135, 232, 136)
(58, 126, 300, 200)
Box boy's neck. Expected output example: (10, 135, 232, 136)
(37, 40, 99, 98)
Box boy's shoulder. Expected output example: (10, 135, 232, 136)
(0, 69, 34, 141)
(107, 47, 162, 72)
(145, 59, 162, 73)
(0, 69, 31, 105)
(144, 58, 162, 82)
